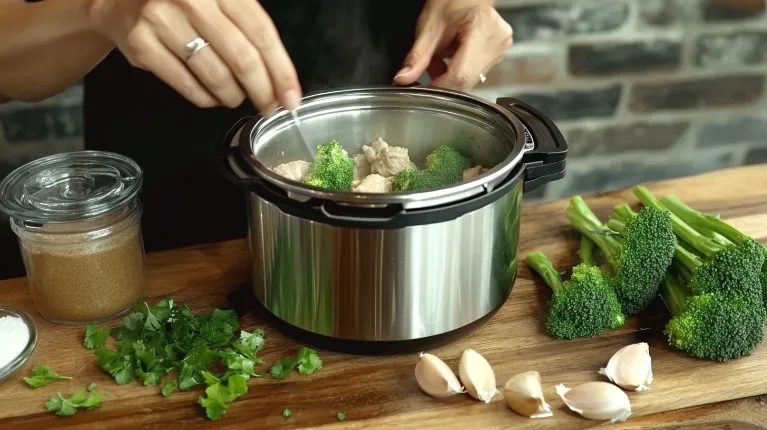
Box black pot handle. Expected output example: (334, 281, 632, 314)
(496, 97, 568, 193)
(319, 200, 405, 225)
(213, 116, 262, 187)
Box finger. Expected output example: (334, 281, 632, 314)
(125, 22, 218, 108)
(218, 0, 302, 110)
(426, 58, 448, 82)
(393, 22, 444, 85)
(430, 34, 491, 91)
(173, 0, 283, 114)
(143, 3, 246, 108)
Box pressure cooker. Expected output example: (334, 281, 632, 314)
(216, 86, 567, 354)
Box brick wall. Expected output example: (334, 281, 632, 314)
(470, 0, 767, 200)
(0, 0, 765, 203)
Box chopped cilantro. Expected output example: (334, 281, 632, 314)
(337, 412, 347, 421)
(88, 298, 269, 421)
(45, 389, 103, 416)
(23, 365, 73, 388)
(270, 347, 323, 379)
(83, 324, 110, 349)
(282, 408, 292, 418)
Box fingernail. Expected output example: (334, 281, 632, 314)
(283, 89, 301, 110)
(395, 66, 411, 79)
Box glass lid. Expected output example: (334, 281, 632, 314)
(0, 151, 143, 224)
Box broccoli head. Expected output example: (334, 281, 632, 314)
(634, 186, 764, 307)
(525, 251, 625, 339)
(425, 145, 472, 185)
(566, 197, 676, 316)
(390, 169, 441, 192)
(660, 194, 767, 312)
(660, 271, 765, 361)
(302, 140, 354, 190)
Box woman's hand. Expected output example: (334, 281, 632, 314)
(87, 0, 301, 113)
(394, 0, 513, 91)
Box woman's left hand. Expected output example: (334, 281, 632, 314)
(393, 0, 513, 91)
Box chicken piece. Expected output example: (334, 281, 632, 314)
(353, 153, 371, 182)
(361, 137, 416, 178)
(272, 160, 313, 181)
(362, 137, 389, 163)
(352, 174, 393, 193)
(462, 165, 488, 181)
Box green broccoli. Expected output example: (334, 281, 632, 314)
(660, 270, 765, 361)
(660, 194, 767, 310)
(565, 196, 676, 316)
(302, 140, 354, 190)
(425, 145, 473, 184)
(577, 236, 598, 266)
(525, 251, 625, 339)
(390, 169, 441, 192)
(633, 187, 764, 304)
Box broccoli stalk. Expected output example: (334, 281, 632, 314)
(660, 194, 767, 311)
(566, 196, 675, 316)
(659, 270, 765, 362)
(525, 251, 625, 339)
(633, 187, 764, 303)
(577, 236, 598, 267)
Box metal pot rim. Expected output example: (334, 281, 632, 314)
(238, 86, 529, 210)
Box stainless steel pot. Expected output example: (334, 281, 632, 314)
(216, 86, 567, 354)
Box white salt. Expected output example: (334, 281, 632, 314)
(0, 315, 30, 368)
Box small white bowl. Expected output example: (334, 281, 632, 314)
(0, 307, 38, 382)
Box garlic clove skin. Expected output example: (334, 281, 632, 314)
(503, 371, 552, 419)
(415, 352, 464, 398)
(598, 342, 653, 391)
(556, 382, 632, 423)
(458, 348, 499, 403)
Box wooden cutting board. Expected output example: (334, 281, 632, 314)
(2, 165, 767, 429)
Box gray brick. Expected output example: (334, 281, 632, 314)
(695, 31, 767, 67)
(510, 85, 622, 121)
(638, 0, 679, 26)
(0, 105, 82, 143)
(557, 152, 735, 196)
(629, 74, 765, 112)
(565, 121, 689, 158)
(698, 115, 767, 147)
(569, 40, 682, 77)
(701, 0, 765, 21)
(497, 0, 630, 42)
(745, 145, 767, 165)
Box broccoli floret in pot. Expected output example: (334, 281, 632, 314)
(302, 140, 354, 190)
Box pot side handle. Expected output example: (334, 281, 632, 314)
(212, 116, 262, 188)
(495, 97, 568, 193)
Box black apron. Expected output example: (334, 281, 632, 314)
(0, 1, 423, 279)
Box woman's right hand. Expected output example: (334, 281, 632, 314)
(87, 0, 302, 114)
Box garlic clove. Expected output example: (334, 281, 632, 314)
(598, 342, 653, 391)
(556, 382, 632, 423)
(503, 371, 552, 419)
(458, 348, 499, 403)
(415, 352, 464, 398)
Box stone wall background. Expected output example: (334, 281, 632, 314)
(1, 0, 765, 204)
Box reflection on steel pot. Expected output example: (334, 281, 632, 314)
(215, 87, 567, 354)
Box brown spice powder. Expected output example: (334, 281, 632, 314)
(21, 223, 145, 324)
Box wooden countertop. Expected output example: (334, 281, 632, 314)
(2, 164, 767, 429)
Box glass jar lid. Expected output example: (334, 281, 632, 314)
(0, 151, 143, 224)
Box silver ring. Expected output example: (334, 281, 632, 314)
(479, 73, 487, 83)
(185, 37, 209, 61)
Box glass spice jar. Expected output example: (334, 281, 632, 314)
(0, 151, 145, 325)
